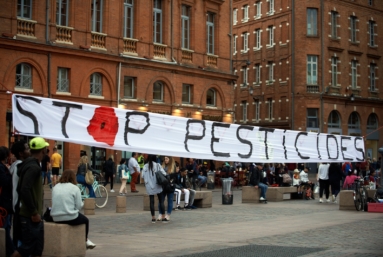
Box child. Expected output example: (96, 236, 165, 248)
(343, 170, 360, 189)
(292, 169, 302, 194)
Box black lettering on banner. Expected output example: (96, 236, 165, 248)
(354, 137, 364, 161)
(283, 130, 287, 159)
(326, 135, 339, 159)
(316, 133, 322, 159)
(124, 112, 150, 145)
(211, 122, 231, 157)
(15, 95, 42, 135)
(184, 119, 206, 152)
(294, 132, 310, 159)
(236, 125, 254, 158)
(259, 127, 275, 160)
(340, 136, 353, 161)
(52, 102, 83, 138)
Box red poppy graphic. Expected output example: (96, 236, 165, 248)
(87, 107, 119, 146)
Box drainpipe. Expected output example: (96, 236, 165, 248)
(117, 62, 121, 106)
(230, 0, 233, 72)
(46, 0, 49, 43)
(48, 53, 51, 97)
(320, 0, 325, 133)
(291, 0, 295, 130)
(171, 0, 174, 62)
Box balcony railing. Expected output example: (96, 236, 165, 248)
(123, 38, 138, 54)
(91, 32, 107, 49)
(182, 49, 193, 63)
(154, 43, 166, 59)
(17, 18, 36, 37)
(56, 25, 73, 43)
(207, 55, 218, 66)
(307, 85, 319, 93)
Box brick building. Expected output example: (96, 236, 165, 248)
(0, 0, 236, 171)
(232, 0, 383, 159)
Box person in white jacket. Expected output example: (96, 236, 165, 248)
(51, 169, 96, 249)
(317, 163, 330, 203)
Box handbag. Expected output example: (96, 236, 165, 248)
(155, 164, 169, 187)
(43, 207, 53, 222)
(85, 164, 94, 185)
(314, 182, 319, 194)
(122, 167, 131, 181)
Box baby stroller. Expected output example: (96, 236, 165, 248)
(374, 188, 383, 203)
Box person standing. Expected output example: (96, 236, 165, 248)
(41, 149, 51, 188)
(249, 163, 268, 201)
(157, 156, 176, 221)
(103, 156, 116, 193)
(50, 147, 62, 186)
(141, 154, 166, 223)
(118, 158, 128, 196)
(317, 163, 330, 203)
(12, 137, 49, 257)
(137, 153, 145, 184)
(0, 146, 14, 257)
(128, 152, 140, 193)
(328, 163, 344, 203)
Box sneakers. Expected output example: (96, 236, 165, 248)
(110, 189, 115, 193)
(157, 215, 162, 221)
(319, 198, 323, 203)
(86, 239, 96, 249)
(260, 197, 266, 201)
(184, 205, 191, 210)
(119, 193, 126, 196)
(326, 199, 330, 203)
(332, 195, 335, 202)
(162, 218, 169, 223)
(175, 205, 182, 211)
(151, 219, 156, 224)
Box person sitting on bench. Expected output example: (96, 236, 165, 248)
(174, 168, 197, 210)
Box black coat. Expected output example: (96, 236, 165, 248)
(328, 163, 344, 184)
(0, 163, 13, 213)
(249, 165, 262, 186)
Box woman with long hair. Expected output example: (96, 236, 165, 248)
(51, 170, 96, 249)
(118, 158, 128, 195)
(157, 156, 177, 221)
(76, 155, 96, 198)
(142, 154, 166, 223)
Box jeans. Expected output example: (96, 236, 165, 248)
(42, 171, 52, 188)
(149, 193, 164, 217)
(77, 174, 95, 198)
(197, 175, 207, 186)
(258, 182, 268, 198)
(17, 216, 44, 257)
(3, 214, 14, 257)
(159, 191, 174, 215)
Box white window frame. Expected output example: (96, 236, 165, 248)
(153, 81, 164, 102)
(267, 98, 273, 120)
(369, 20, 375, 47)
(331, 11, 337, 39)
(91, 0, 103, 33)
(153, 0, 163, 44)
(254, 29, 261, 50)
(242, 101, 248, 122)
(351, 60, 357, 89)
(233, 35, 237, 55)
(350, 16, 357, 43)
(233, 8, 237, 25)
(90, 73, 102, 96)
(268, 0, 274, 15)
(123, 0, 134, 38)
(242, 5, 249, 23)
(267, 62, 274, 84)
(242, 66, 248, 87)
(254, 100, 260, 121)
(370, 63, 376, 91)
(123, 76, 135, 99)
(181, 5, 190, 49)
(307, 8, 317, 36)
(254, 64, 261, 85)
(17, 0, 33, 19)
(16, 63, 32, 89)
(254, 1, 261, 19)
(242, 32, 249, 53)
(268, 26, 274, 47)
(307, 55, 318, 85)
(57, 67, 69, 92)
(331, 56, 338, 87)
(207, 12, 215, 55)
(56, 0, 69, 26)
(182, 84, 192, 103)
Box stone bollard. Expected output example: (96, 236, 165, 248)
(0, 228, 5, 257)
(116, 196, 127, 213)
(84, 198, 95, 215)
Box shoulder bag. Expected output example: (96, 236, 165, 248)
(85, 164, 94, 185)
(155, 164, 169, 187)
(121, 165, 131, 181)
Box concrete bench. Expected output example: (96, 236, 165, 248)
(0, 228, 5, 257)
(242, 186, 261, 204)
(339, 189, 377, 211)
(242, 186, 298, 202)
(143, 191, 212, 211)
(42, 222, 86, 257)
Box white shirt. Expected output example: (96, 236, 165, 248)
(300, 171, 309, 183)
(128, 157, 140, 175)
(9, 160, 22, 212)
(318, 163, 330, 180)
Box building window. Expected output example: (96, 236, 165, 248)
(123, 0, 134, 38)
(367, 114, 378, 130)
(206, 88, 216, 106)
(307, 8, 317, 36)
(233, 8, 237, 25)
(369, 20, 376, 47)
(241, 101, 247, 121)
(56, 0, 69, 26)
(15, 63, 32, 89)
(369, 0, 374, 6)
(182, 84, 192, 103)
(242, 32, 248, 52)
(255, 1, 261, 19)
(91, 0, 103, 32)
(350, 16, 357, 43)
(307, 55, 318, 85)
(57, 67, 69, 92)
(242, 5, 249, 22)
(181, 5, 190, 49)
(207, 12, 215, 54)
(123, 76, 135, 98)
(307, 108, 319, 128)
(254, 29, 261, 49)
(254, 64, 261, 85)
(90, 73, 102, 96)
(153, 81, 163, 102)
(268, 26, 274, 47)
(370, 63, 376, 91)
(153, 0, 162, 44)
(328, 111, 341, 128)
(268, 0, 274, 14)
(348, 112, 360, 129)
(267, 98, 273, 120)
(331, 11, 338, 39)
(351, 60, 357, 89)
(242, 66, 248, 87)
(17, 0, 32, 19)
(331, 57, 338, 86)
(254, 100, 260, 121)
(233, 35, 237, 54)
(267, 62, 274, 83)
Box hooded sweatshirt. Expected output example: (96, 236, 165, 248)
(17, 157, 43, 217)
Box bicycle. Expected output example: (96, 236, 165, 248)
(78, 174, 108, 208)
(353, 176, 369, 211)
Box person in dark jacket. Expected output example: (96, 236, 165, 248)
(103, 156, 116, 192)
(77, 155, 98, 198)
(0, 146, 14, 257)
(328, 163, 344, 203)
(13, 137, 49, 257)
(249, 163, 268, 201)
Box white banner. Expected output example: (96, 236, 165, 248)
(12, 94, 365, 163)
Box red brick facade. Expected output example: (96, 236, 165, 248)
(232, 0, 383, 158)
(0, 0, 236, 170)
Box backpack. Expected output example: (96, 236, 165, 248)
(306, 187, 312, 199)
(344, 163, 351, 174)
(282, 173, 292, 184)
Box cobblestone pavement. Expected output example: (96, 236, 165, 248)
(44, 181, 383, 257)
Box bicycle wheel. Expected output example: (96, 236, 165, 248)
(94, 185, 108, 208)
(354, 190, 362, 211)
